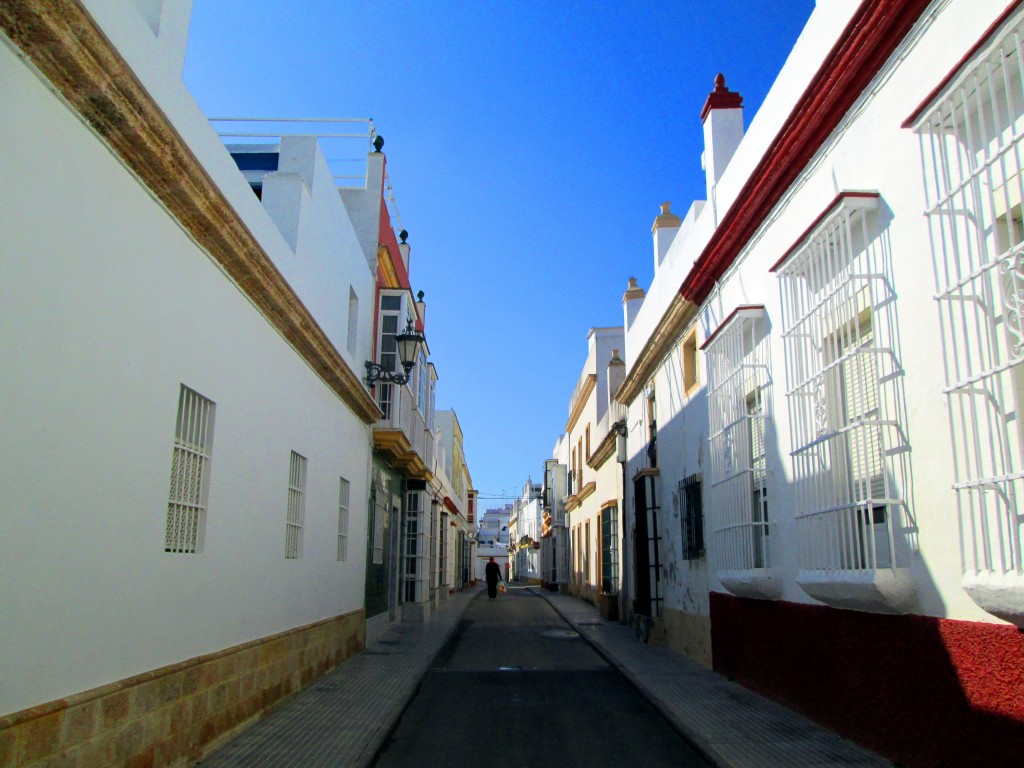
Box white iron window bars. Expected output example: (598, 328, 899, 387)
(166, 385, 215, 553)
(777, 193, 909, 574)
(705, 307, 771, 572)
(913, 11, 1024, 585)
(338, 477, 350, 561)
(286, 451, 306, 559)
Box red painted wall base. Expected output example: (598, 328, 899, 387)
(710, 592, 1024, 767)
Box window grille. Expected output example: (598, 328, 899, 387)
(600, 505, 619, 593)
(403, 492, 427, 602)
(634, 474, 662, 616)
(913, 11, 1024, 581)
(166, 385, 215, 553)
(646, 391, 658, 468)
(286, 451, 306, 559)
(679, 474, 705, 560)
(705, 308, 771, 571)
(777, 193, 908, 573)
(338, 477, 350, 561)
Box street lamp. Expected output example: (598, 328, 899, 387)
(364, 318, 425, 386)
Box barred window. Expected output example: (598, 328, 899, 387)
(286, 451, 306, 559)
(705, 307, 771, 572)
(911, 9, 1024, 585)
(338, 477, 350, 561)
(680, 474, 705, 560)
(166, 385, 215, 553)
(775, 192, 908, 574)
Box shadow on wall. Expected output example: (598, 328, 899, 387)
(711, 593, 1024, 767)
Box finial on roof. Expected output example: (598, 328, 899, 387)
(701, 73, 743, 122)
(399, 229, 408, 243)
(373, 135, 385, 152)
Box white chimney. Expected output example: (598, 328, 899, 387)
(701, 73, 744, 223)
(623, 276, 645, 332)
(652, 201, 682, 271)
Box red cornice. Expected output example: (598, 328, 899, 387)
(768, 191, 880, 272)
(679, 0, 932, 306)
(443, 496, 460, 515)
(902, 0, 1022, 128)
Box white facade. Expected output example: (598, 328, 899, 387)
(1, 0, 376, 728)
(609, 0, 1024, 762)
(510, 481, 544, 582)
(560, 328, 627, 616)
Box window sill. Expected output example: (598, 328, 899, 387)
(962, 570, 1024, 627)
(717, 569, 782, 600)
(797, 568, 915, 613)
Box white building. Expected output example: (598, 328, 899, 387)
(475, 505, 511, 581)
(0, 0, 467, 764)
(434, 410, 476, 593)
(509, 480, 544, 583)
(613, 0, 1024, 764)
(559, 328, 626, 619)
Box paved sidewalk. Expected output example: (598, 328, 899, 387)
(532, 589, 889, 768)
(197, 588, 479, 768)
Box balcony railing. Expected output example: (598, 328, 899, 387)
(375, 383, 434, 476)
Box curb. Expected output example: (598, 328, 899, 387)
(354, 589, 481, 768)
(529, 589, 730, 768)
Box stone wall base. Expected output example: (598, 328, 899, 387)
(0, 610, 365, 767)
(659, 607, 712, 667)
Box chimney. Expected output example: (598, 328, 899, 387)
(652, 201, 682, 271)
(701, 73, 744, 222)
(607, 349, 626, 413)
(623, 276, 645, 332)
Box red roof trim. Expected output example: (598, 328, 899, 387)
(768, 191, 880, 273)
(700, 305, 766, 351)
(902, 0, 1022, 129)
(443, 496, 460, 515)
(678, 0, 931, 307)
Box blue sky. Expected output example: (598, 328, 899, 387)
(183, 1, 814, 505)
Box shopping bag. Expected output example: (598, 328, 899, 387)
(499, 584, 507, 594)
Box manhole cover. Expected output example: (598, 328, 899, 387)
(541, 629, 580, 640)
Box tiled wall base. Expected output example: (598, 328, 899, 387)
(0, 610, 364, 768)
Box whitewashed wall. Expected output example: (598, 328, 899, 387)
(621, 0, 1012, 626)
(0, 8, 374, 717)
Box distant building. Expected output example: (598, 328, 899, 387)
(509, 480, 544, 583)
(475, 505, 511, 580)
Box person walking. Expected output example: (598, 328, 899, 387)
(485, 557, 502, 600)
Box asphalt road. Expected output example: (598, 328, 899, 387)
(371, 587, 711, 768)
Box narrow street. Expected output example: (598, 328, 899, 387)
(371, 588, 710, 768)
